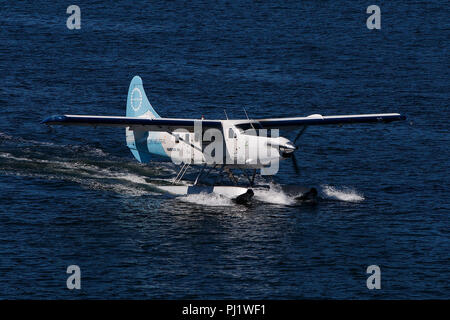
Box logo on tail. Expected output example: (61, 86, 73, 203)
(130, 87, 143, 112)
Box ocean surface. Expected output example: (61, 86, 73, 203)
(0, 1, 448, 299)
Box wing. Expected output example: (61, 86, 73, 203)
(43, 112, 406, 131)
(254, 113, 406, 129)
(42, 115, 222, 132)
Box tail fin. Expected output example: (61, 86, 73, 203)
(126, 76, 160, 118)
(126, 76, 159, 163)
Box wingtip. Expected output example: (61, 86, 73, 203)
(41, 115, 66, 125)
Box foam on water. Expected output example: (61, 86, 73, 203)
(253, 183, 295, 205)
(172, 183, 366, 207)
(0, 149, 158, 196)
(177, 193, 234, 206)
(0, 131, 107, 157)
(321, 185, 365, 202)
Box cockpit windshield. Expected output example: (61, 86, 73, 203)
(235, 123, 272, 136)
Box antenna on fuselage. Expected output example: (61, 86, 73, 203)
(224, 109, 229, 120)
(243, 107, 256, 131)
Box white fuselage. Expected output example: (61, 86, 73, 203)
(126, 119, 296, 171)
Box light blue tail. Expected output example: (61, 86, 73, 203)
(126, 76, 160, 118)
(126, 76, 161, 163)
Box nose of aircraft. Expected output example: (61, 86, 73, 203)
(279, 141, 297, 155)
(284, 142, 297, 151)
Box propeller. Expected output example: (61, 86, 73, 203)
(294, 126, 307, 145)
(291, 152, 300, 174)
(290, 126, 307, 175)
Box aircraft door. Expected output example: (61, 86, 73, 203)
(225, 126, 238, 163)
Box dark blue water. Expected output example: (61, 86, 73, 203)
(0, 1, 448, 299)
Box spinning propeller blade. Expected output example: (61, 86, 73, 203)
(289, 126, 308, 175)
(294, 126, 307, 145)
(291, 153, 300, 175)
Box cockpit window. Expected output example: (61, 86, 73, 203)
(236, 123, 263, 131)
(236, 123, 270, 136)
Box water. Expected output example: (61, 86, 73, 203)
(0, 0, 448, 299)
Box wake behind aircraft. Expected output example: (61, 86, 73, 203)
(43, 76, 406, 204)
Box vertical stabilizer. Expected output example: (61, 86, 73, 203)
(126, 76, 160, 118)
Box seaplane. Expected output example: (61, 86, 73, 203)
(42, 76, 406, 204)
